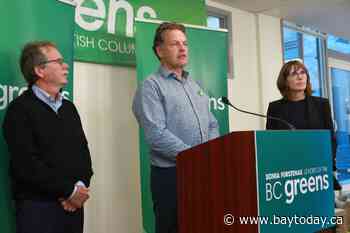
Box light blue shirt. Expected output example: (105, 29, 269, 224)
(32, 85, 63, 113)
(132, 66, 220, 167)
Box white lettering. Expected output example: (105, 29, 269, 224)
(0, 84, 28, 110)
(75, 0, 158, 37)
(136, 6, 157, 20)
(75, 0, 106, 31)
(108, 0, 133, 36)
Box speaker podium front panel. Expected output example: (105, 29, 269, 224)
(177, 130, 334, 233)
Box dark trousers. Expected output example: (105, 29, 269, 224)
(15, 200, 83, 233)
(151, 166, 177, 233)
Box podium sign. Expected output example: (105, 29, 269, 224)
(177, 130, 335, 233)
(256, 131, 334, 232)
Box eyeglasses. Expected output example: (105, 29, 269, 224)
(39, 58, 65, 65)
(289, 70, 306, 78)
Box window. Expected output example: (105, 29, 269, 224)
(207, 15, 227, 30)
(328, 59, 350, 188)
(282, 23, 327, 97)
(328, 35, 350, 55)
(283, 27, 302, 60)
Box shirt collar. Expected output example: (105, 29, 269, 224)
(32, 84, 63, 105)
(158, 66, 189, 81)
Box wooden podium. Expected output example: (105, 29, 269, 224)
(177, 130, 335, 233)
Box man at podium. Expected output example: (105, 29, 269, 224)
(133, 22, 219, 233)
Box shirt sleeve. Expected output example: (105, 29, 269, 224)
(68, 181, 86, 200)
(208, 111, 220, 140)
(132, 79, 191, 160)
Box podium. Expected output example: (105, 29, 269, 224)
(177, 130, 335, 233)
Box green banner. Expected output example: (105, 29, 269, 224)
(0, 1, 75, 232)
(135, 19, 229, 233)
(74, 0, 206, 66)
(256, 130, 335, 232)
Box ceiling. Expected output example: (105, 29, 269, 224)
(214, 0, 350, 40)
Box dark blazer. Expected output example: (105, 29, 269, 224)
(266, 95, 340, 190)
(266, 95, 334, 131)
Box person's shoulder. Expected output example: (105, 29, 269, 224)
(268, 98, 285, 107)
(144, 72, 160, 84)
(266, 99, 284, 115)
(132, 72, 162, 111)
(62, 98, 72, 106)
(61, 99, 83, 119)
(3, 90, 38, 123)
(138, 71, 163, 90)
(187, 75, 200, 86)
(6, 89, 34, 110)
(148, 69, 165, 82)
(308, 95, 329, 104)
(62, 98, 78, 111)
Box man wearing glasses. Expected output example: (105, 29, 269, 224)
(2, 41, 93, 233)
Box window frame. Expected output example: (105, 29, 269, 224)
(282, 21, 328, 98)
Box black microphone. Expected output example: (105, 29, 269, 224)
(221, 96, 296, 130)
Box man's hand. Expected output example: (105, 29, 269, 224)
(59, 185, 90, 212)
(69, 185, 90, 208)
(60, 198, 77, 212)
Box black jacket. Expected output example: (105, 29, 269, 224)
(266, 96, 334, 131)
(266, 95, 340, 190)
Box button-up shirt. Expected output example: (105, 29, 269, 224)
(132, 66, 220, 167)
(32, 85, 63, 113)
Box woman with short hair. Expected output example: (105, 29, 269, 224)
(266, 60, 341, 191)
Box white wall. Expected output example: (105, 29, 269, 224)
(257, 14, 284, 117)
(72, 1, 284, 232)
(73, 62, 142, 233)
(208, 0, 283, 131)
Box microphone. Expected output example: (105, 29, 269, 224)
(221, 96, 296, 130)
